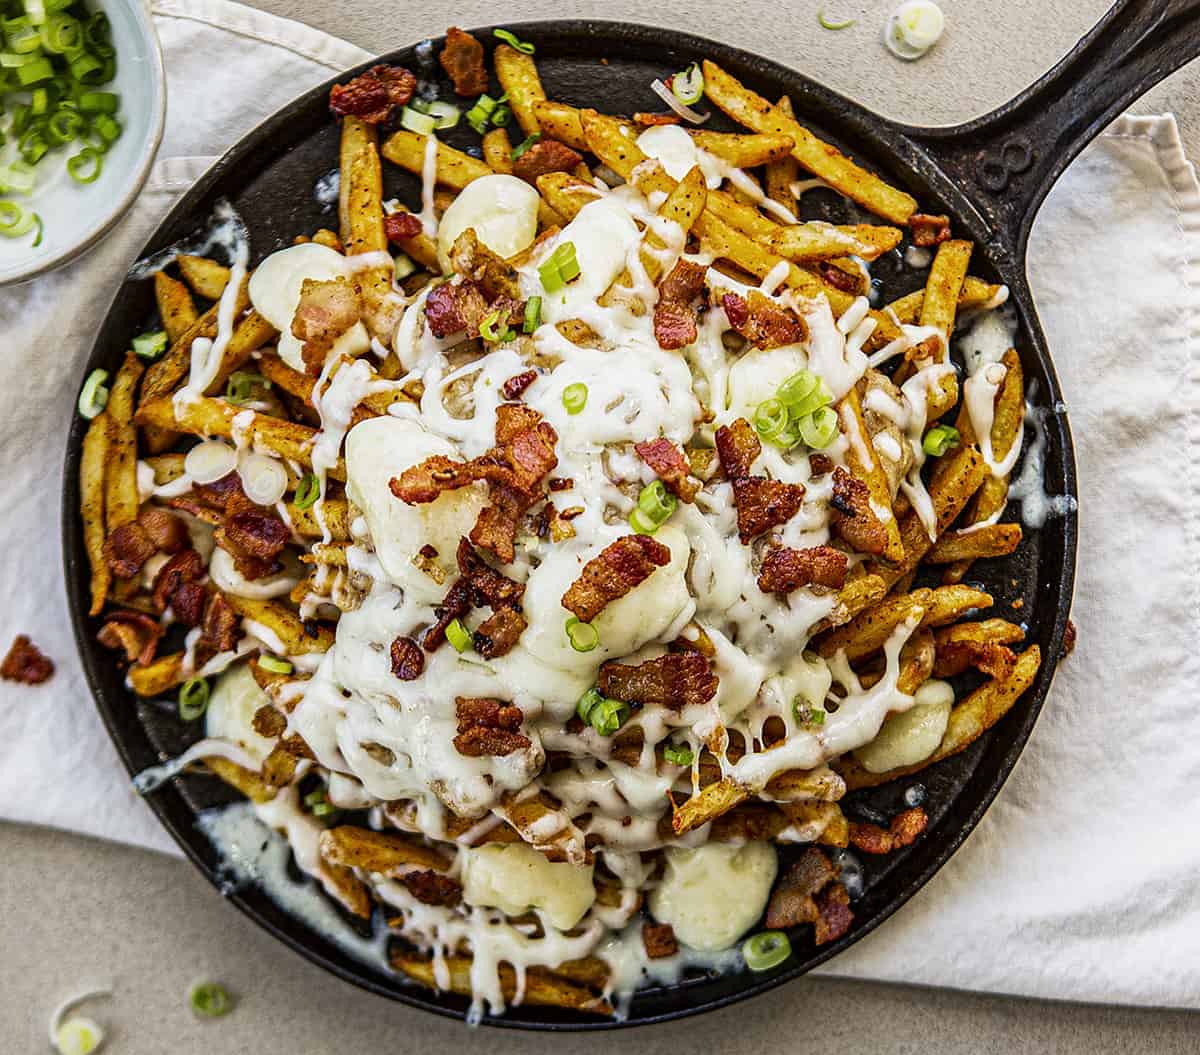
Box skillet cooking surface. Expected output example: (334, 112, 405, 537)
(63, 21, 1076, 1029)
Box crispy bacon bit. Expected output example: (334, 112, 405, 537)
(458, 538, 525, 610)
(291, 277, 361, 375)
(453, 696, 531, 757)
(904, 334, 942, 365)
(97, 611, 163, 667)
(390, 635, 425, 680)
(193, 471, 245, 513)
(422, 578, 472, 653)
(933, 639, 1017, 680)
(829, 467, 888, 556)
(1062, 618, 1077, 657)
(731, 477, 805, 543)
(469, 485, 527, 564)
(494, 402, 542, 445)
(598, 652, 718, 709)
(137, 508, 188, 553)
(473, 606, 528, 659)
(714, 418, 762, 480)
(764, 847, 836, 928)
(329, 64, 416, 122)
(642, 922, 679, 959)
(848, 807, 928, 855)
(151, 549, 204, 613)
(1, 634, 54, 684)
(171, 582, 208, 627)
(219, 500, 290, 582)
(390, 455, 475, 504)
(384, 211, 424, 243)
(635, 438, 700, 503)
(548, 477, 573, 492)
(400, 869, 462, 907)
(512, 139, 584, 184)
(653, 259, 707, 350)
(251, 703, 286, 738)
(103, 521, 155, 578)
(818, 262, 860, 293)
(758, 544, 847, 593)
(201, 592, 240, 655)
(439, 27, 488, 97)
(809, 453, 834, 476)
(721, 290, 806, 350)
(561, 535, 671, 622)
(424, 281, 489, 339)
(502, 371, 538, 401)
(813, 883, 854, 944)
(634, 111, 682, 126)
(910, 213, 951, 247)
(449, 229, 522, 301)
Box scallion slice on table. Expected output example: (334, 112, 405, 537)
(188, 981, 233, 1018)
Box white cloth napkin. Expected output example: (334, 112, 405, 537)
(1, 0, 1197, 1009)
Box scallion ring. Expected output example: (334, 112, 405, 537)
(798, 405, 839, 449)
(188, 981, 232, 1019)
(743, 930, 791, 971)
(561, 381, 587, 414)
(258, 655, 293, 675)
(818, 8, 857, 29)
(752, 397, 790, 444)
(922, 423, 960, 457)
(670, 63, 704, 106)
(565, 616, 599, 653)
(523, 294, 542, 332)
(629, 507, 659, 535)
(479, 308, 510, 343)
(293, 472, 321, 510)
(400, 105, 437, 135)
(590, 697, 630, 736)
(576, 687, 604, 724)
(493, 28, 535, 54)
(637, 480, 677, 525)
(511, 131, 541, 161)
(76, 368, 108, 418)
(178, 677, 210, 721)
(67, 145, 102, 184)
(489, 103, 511, 128)
(226, 370, 270, 405)
(663, 743, 694, 766)
(131, 330, 167, 360)
(445, 617, 472, 653)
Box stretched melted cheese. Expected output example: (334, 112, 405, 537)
(649, 842, 778, 951)
(205, 663, 277, 764)
(436, 174, 540, 272)
(461, 843, 595, 930)
(854, 678, 953, 773)
(344, 417, 488, 602)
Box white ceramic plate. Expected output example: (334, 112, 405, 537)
(0, 0, 165, 286)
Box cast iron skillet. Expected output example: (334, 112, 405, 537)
(62, 0, 1200, 1030)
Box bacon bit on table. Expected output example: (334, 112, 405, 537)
(0, 634, 54, 684)
(561, 534, 671, 622)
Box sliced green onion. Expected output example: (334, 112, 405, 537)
(445, 617, 472, 653)
(393, 252, 417, 281)
(312, 800, 337, 817)
(188, 981, 232, 1018)
(10, 102, 31, 135)
(511, 131, 541, 161)
(465, 92, 504, 134)
(303, 788, 327, 808)
(576, 687, 604, 724)
(798, 405, 839, 449)
(0, 50, 37, 66)
(46, 108, 83, 144)
(489, 104, 511, 127)
(178, 677, 211, 721)
(53, 1017, 105, 1055)
(818, 8, 857, 30)
(30, 87, 51, 114)
(132, 330, 167, 360)
(752, 397, 790, 444)
(400, 105, 437, 135)
(19, 128, 49, 164)
(76, 368, 108, 418)
(561, 381, 587, 414)
(0, 159, 37, 194)
(670, 63, 704, 106)
(523, 294, 542, 332)
(39, 12, 80, 52)
(226, 370, 270, 405)
(420, 99, 460, 129)
(258, 655, 293, 675)
(91, 112, 121, 146)
(77, 89, 117, 113)
(629, 506, 660, 535)
(794, 698, 827, 726)
(743, 930, 791, 971)
(0, 200, 37, 236)
(637, 480, 677, 525)
(663, 743, 693, 766)
(25, 0, 47, 24)
(66, 49, 101, 82)
(83, 11, 113, 55)
(293, 472, 320, 510)
(922, 423, 960, 457)
(539, 241, 580, 292)
(67, 145, 102, 183)
(479, 308, 511, 343)
(493, 28, 535, 54)
(590, 697, 630, 736)
(30, 211, 42, 245)
(304, 789, 337, 817)
(565, 616, 599, 653)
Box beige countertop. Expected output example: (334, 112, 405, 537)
(5, 1, 1199, 1050)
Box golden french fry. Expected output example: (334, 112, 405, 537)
(494, 43, 547, 137)
(321, 860, 373, 918)
(80, 410, 111, 616)
(204, 310, 278, 396)
(838, 386, 904, 563)
(143, 452, 186, 485)
(381, 130, 492, 189)
(818, 573, 888, 631)
(319, 826, 451, 875)
(817, 590, 929, 661)
(927, 523, 1022, 563)
(177, 254, 230, 300)
(258, 354, 314, 403)
(103, 353, 144, 533)
(154, 271, 198, 343)
(482, 127, 514, 174)
(765, 222, 903, 262)
(501, 795, 588, 864)
(918, 585, 993, 627)
(130, 652, 185, 696)
(884, 276, 1004, 328)
(384, 202, 440, 273)
(935, 618, 1025, 648)
(672, 777, 745, 834)
(701, 60, 917, 224)
(688, 130, 794, 167)
(204, 757, 276, 804)
(339, 115, 397, 342)
(535, 171, 604, 224)
(223, 595, 335, 654)
(286, 498, 349, 540)
(764, 95, 800, 209)
(533, 100, 588, 151)
(920, 239, 973, 337)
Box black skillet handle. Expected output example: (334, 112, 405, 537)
(896, 0, 1200, 263)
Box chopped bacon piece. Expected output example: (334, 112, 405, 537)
(221, 503, 290, 580)
(721, 290, 806, 349)
(390, 455, 478, 504)
(642, 922, 678, 959)
(731, 477, 805, 543)
(439, 27, 488, 97)
(473, 606, 528, 659)
(453, 696, 530, 757)
(634, 111, 682, 126)
(910, 213, 951, 247)
(764, 847, 837, 928)
(598, 652, 718, 709)
(449, 228, 522, 301)
(758, 544, 847, 593)
(635, 438, 700, 502)
(469, 484, 528, 564)
(813, 882, 854, 944)
(103, 521, 155, 578)
(818, 262, 860, 293)
(291, 277, 361, 375)
(422, 578, 471, 653)
(513, 139, 584, 184)
(137, 508, 188, 554)
(502, 371, 538, 401)
(193, 471, 246, 513)
(848, 807, 928, 855)
(809, 453, 834, 476)
(714, 418, 761, 481)
(933, 639, 1017, 680)
(97, 611, 164, 667)
(653, 259, 707, 350)
(504, 418, 559, 493)
(1, 634, 54, 684)
(201, 592, 240, 655)
(829, 466, 888, 556)
(151, 549, 204, 613)
(329, 64, 417, 123)
(400, 869, 462, 907)
(424, 281, 489, 339)
(390, 635, 425, 680)
(561, 534, 671, 622)
(457, 538, 525, 610)
(494, 402, 543, 445)
(384, 211, 424, 243)
(171, 582, 208, 627)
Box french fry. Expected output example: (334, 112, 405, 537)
(927, 523, 1022, 563)
(286, 498, 350, 540)
(339, 114, 397, 342)
(920, 239, 973, 336)
(130, 652, 184, 696)
(177, 254, 231, 300)
(919, 585, 993, 627)
(143, 452, 186, 484)
(321, 860, 373, 918)
(204, 757, 276, 804)
(384, 203, 440, 272)
(701, 60, 917, 224)
(838, 385, 904, 562)
(224, 595, 335, 654)
(688, 130, 795, 167)
(533, 100, 588, 150)
(204, 310, 278, 396)
(817, 591, 929, 661)
(482, 127, 514, 174)
(154, 271, 197, 343)
(319, 826, 451, 875)
(764, 95, 800, 209)
(381, 130, 492, 189)
(258, 354, 315, 403)
(501, 794, 588, 864)
(103, 353, 144, 533)
(765, 222, 903, 262)
(80, 411, 111, 616)
(534, 171, 604, 224)
(494, 43, 547, 137)
(311, 228, 343, 251)
(818, 573, 888, 631)
(935, 618, 1025, 647)
(884, 276, 1004, 328)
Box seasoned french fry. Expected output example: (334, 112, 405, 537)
(319, 825, 451, 874)
(765, 222, 903, 262)
(494, 43, 547, 137)
(701, 60, 917, 224)
(501, 794, 587, 864)
(534, 171, 604, 224)
(920, 239, 973, 336)
(154, 271, 197, 343)
(838, 385, 903, 563)
(384, 202, 440, 272)
(381, 130, 492, 189)
(143, 452, 186, 485)
(817, 591, 929, 661)
(672, 776, 745, 834)
(935, 618, 1025, 647)
(177, 254, 231, 300)
(286, 498, 350, 540)
(224, 595, 335, 654)
(258, 354, 314, 402)
(130, 652, 185, 696)
(533, 100, 588, 151)
(818, 573, 888, 631)
(103, 353, 144, 533)
(688, 130, 794, 167)
(919, 585, 993, 627)
(927, 523, 1022, 563)
(321, 860, 373, 918)
(204, 756, 276, 804)
(482, 127, 514, 174)
(884, 276, 1004, 328)
(80, 410, 111, 616)
(204, 310, 278, 396)
(764, 95, 800, 209)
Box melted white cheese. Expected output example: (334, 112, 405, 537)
(460, 843, 596, 930)
(436, 174, 540, 272)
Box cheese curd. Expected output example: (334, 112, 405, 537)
(204, 663, 277, 765)
(436, 174, 540, 272)
(461, 843, 596, 930)
(854, 678, 954, 773)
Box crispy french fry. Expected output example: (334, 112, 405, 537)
(143, 452, 186, 485)
(838, 385, 903, 563)
(534, 171, 604, 224)
(818, 573, 888, 631)
(311, 228, 343, 251)
(384, 202, 440, 272)
(764, 95, 800, 209)
(130, 652, 184, 696)
(321, 860, 373, 918)
(258, 354, 314, 402)
(80, 411, 111, 616)
(482, 127, 514, 174)
(224, 595, 335, 654)
(494, 43, 547, 138)
(935, 618, 1025, 647)
(701, 60, 916, 224)
(381, 130, 492, 189)
(103, 353, 144, 533)
(689, 130, 794, 167)
(817, 591, 929, 661)
(177, 254, 230, 300)
(204, 756, 276, 803)
(501, 794, 588, 864)
(154, 271, 197, 343)
(765, 222, 903, 262)
(920, 239, 973, 336)
(286, 498, 350, 540)
(884, 276, 1004, 328)
(339, 114, 397, 342)
(533, 100, 588, 151)
(919, 585, 993, 627)
(927, 523, 1022, 563)
(672, 777, 744, 834)
(319, 826, 451, 874)
(764, 765, 846, 802)
(204, 310, 278, 396)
